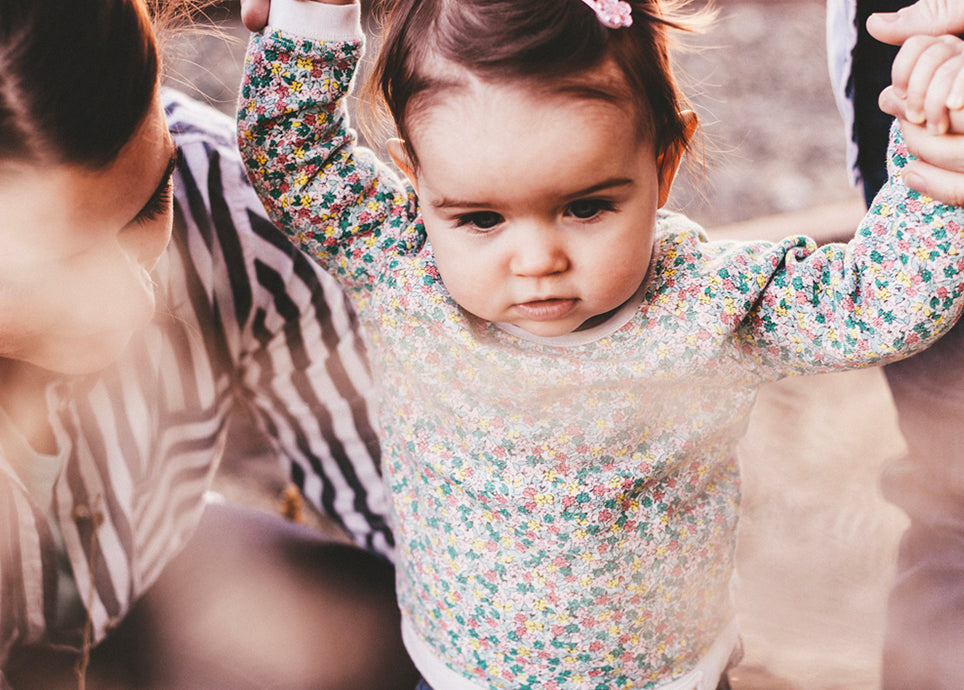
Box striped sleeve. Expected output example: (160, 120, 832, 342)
(0, 474, 59, 667)
(163, 90, 394, 558)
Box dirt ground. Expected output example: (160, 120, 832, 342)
(166, 2, 910, 688)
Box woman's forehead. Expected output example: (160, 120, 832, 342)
(0, 94, 172, 258)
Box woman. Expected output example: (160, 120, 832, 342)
(0, 1, 414, 687)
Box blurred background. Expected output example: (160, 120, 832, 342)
(163, 1, 904, 688)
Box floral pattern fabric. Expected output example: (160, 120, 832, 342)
(238, 29, 964, 690)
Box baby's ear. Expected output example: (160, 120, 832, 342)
(656, 110, 698, 208)
(387, 138, 417, 192)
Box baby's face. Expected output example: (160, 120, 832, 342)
(0, 89, 175, 375)
(393, 77, 684, 337)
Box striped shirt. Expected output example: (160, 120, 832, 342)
(0, 89, 392, 668)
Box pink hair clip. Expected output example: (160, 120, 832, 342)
(581, 0, 633, 29)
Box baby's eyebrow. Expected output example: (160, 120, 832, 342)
(432, 178, 635, 210)
(431, 196, 495, 210)
(564, 177, 634, 199)
(131, 143, 178, 223)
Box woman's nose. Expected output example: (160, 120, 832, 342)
(510, 224, 570, 277)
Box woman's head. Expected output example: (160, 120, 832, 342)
(0, 0, 160, 168)
(0, 0, 176, 375)
(372, 0, 702, 337)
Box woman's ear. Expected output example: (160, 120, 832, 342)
(656, 110, 698, 208)
(386, 138, 418, 192)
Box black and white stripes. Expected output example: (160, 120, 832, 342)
(0, 89, 392, 665)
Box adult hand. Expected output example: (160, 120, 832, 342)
(868, 0, 964, 46)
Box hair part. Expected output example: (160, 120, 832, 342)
(0, 0, 162, 170)
(368, 0, 710, 169)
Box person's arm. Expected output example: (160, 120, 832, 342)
(237, 0, 419, 300)
(726, 122, 964, 374)
(166, 91, 394, 558)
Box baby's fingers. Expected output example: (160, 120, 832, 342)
(896, 35, 964, 128)
(240, 0, 271, 32)
(922, 53, 964, 133)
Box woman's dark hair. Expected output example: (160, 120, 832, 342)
(0, 0, 159, 169)
(368, 0, 706, 167)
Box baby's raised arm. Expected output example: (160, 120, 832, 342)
(237, 0, 420, 299)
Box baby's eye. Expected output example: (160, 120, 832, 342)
(566, 199, 615, 220)
(456, 211, 504, 231)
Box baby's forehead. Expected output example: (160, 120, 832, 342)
(407, 62, 648, 143)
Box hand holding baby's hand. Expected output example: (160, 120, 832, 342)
(875, 35, 964, 205)
(889, 34, 964, 135)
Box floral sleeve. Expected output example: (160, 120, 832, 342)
(738, 125, 964, 372)
(237, 29, 421, 298)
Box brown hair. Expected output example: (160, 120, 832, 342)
(368, 0, 707, 168)
(0, 0, 160, 169)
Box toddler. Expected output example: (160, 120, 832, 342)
(238, 0, 964, 687)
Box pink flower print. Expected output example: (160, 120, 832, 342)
(581, 0, 633, 28)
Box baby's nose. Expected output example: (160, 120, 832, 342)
(510, 225, 570, 277)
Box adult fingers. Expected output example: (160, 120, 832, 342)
(901, 158, 964, 205)
(903, 117, 964, 166)
(868, 0, 964, 46)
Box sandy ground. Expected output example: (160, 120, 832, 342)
(166, 2, 911, 687)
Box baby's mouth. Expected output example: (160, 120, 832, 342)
(514, 297, 578, 321)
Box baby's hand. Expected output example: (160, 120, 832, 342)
(891, 34, 964, 134)
(240, 0, 270, 31)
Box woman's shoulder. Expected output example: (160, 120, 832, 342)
(162, 88, 235, 149)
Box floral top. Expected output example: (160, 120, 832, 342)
(238, 17, 964, 690)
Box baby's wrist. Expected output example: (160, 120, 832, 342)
(268, 0, 361, 41)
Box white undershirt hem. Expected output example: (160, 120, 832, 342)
(402, 617, 740, 690)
